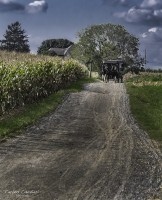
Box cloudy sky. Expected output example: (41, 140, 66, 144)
(0, 0, 162, 68)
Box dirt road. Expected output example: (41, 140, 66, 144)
(0, 81, 161, 200)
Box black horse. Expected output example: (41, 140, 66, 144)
(114, 71, 123, 83)
(101, 64, 123, 83)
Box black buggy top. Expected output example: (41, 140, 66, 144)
(102, 59, 125, 72)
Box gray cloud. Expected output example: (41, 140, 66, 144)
(141, 27, 162, 44)
(140, 0, 162, 9)
(115, 7, 162, 26)
(0, 0, 25, 12)
(26, 0, 48, 14)
(0, 0, 48, 13)
(114, 0, 162, 26)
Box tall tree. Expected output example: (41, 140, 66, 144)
(37, 39, 73, 55)
(71, 24, 142, 71)
(0, 21, 30, 53)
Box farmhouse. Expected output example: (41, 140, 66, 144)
(48, 45, 73, 59)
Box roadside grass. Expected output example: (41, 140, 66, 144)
(126, 75, 162, 143)
(0, 77, 97, 140)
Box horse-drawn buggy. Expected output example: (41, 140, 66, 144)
(101, 59, 125, 83)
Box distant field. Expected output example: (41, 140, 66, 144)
(126, 73, 162, 144)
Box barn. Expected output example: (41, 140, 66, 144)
(48, 45, 73, 59)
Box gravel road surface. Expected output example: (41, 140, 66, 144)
(0, 81, 161, 200)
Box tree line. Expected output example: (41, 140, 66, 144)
(0, 21, 144, 71)
(0, 21, 73, 54)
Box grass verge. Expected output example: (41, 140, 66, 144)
(0, 77, 97, 140)
(126, 81, 162, 143)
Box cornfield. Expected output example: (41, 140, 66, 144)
(0, 51, 87, 115)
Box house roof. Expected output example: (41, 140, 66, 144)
(48, 45, 73, 56)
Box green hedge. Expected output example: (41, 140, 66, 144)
(0, 54, 86, 115)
